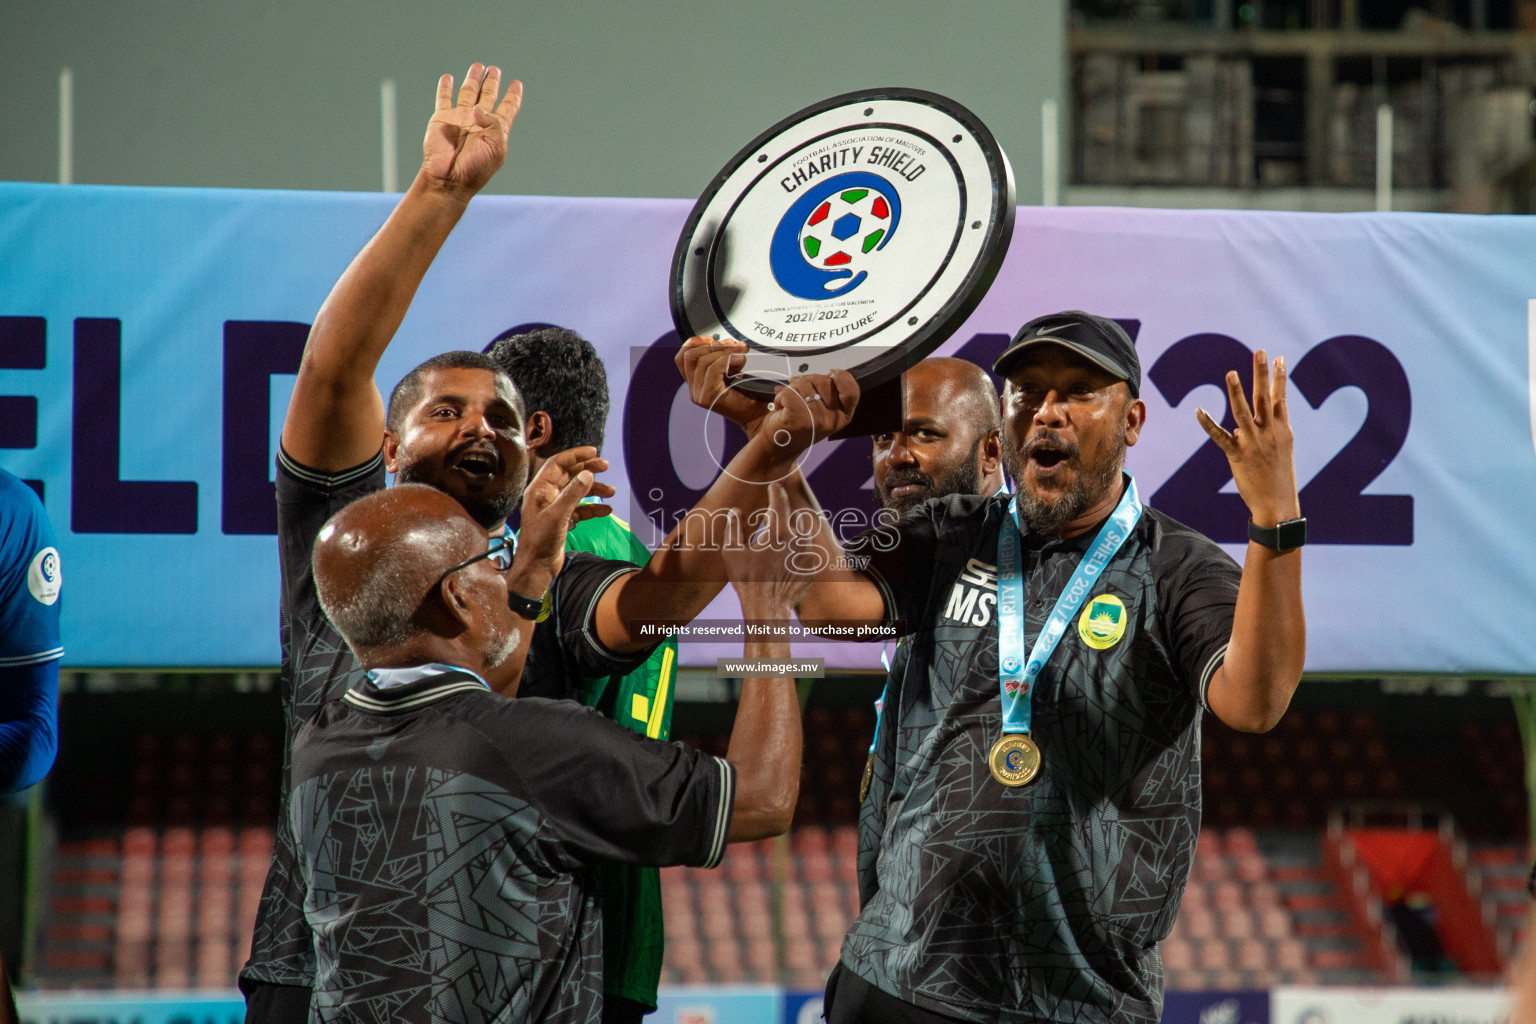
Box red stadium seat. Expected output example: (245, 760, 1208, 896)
(114, 940, 152, 988)
(745, 940, 777, 977)
(1193, 854, 1224, 883)
(1180, 907, 1217, 941)
(1235, 938, 1268, 971)
(701, 910, 735, 941)
(667, 937, 704, 973)
(1161, 939, 1195, 971)
(1219, 909, 1255, 940)
(783, 938, 821, 972)
(791, 826, 830, 856)
(1211, 881, 1244, 911)
(830, 825, 859, 858)
(160, 856, 195, 888)
(724, 849, 763, 883)
(738, 909, 772, 941)
(1233, 851, 1267, 883)
(162, 827, 197, 857)
(780, 906, 812, 941)
(813, 910, 849, 942)
(195, 941, 232, 988)
(1258, 907, 1292, 939)
(1196, 940, 1231, 971)
(1223, 827, 1258, 855)
(200, 826, 235, 855)
(706, 938, 743, 981)
(1274, 937, 1307, 971)
(666, 907, 697, 940)
(123, 827, 158, 856)
(734, 880, 770, 914)
(798, 852, 834, 883)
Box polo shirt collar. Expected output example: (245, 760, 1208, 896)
(344, 662, 490, 713)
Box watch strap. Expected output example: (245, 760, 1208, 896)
(507, 588, 548, 619)
(1247, 517, 1307, 551)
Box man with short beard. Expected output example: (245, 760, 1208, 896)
(797, 311, 1308, 1024)
(871, 358, 1007, 518)
(860, 357, 1008, 869)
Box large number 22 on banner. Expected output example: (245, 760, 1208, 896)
(620, 325, 1413, 550)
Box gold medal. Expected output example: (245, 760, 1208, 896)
(859, 752, 874, 802)
(988, 733, 1041, 787)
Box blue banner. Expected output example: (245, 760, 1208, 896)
(4, 182, 1535, 672)
(13, 988, 786, 1024)
(15, 991, 246, 1024)
(1164, 989, 1270, 1024)
(8, 985, 1275, 1023)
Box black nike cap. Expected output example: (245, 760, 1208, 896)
(992, 310, 1140, 398)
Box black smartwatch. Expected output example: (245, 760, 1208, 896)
(1247, 517, 1307, 551)
(507, 589, 548, 620)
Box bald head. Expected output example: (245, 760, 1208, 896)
(313, 484, 491, 654)
(905, 358, 1001, 435)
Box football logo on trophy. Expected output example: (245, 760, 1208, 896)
(769, 172, 903, 300)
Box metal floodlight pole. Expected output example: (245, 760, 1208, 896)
(381, 79, 399, 193)
(1042, 98, 1060, 208)
(58, 68, 73, 185)
(1375, 103, 1393, 213)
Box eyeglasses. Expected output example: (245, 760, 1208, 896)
(432, 534, 514, 591)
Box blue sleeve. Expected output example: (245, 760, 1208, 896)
(0, 474, 63, 666)
(0, 659, 59, 793)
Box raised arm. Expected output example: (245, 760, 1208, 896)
(719, 484, 808, 841)
(482, 447, 613, 695)
(1198, 349, 1307, 733)
(592, 350, 864, 652)
(670, 336, 889, 632)
(280, 64, 523, 471)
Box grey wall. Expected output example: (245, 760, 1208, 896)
(0, 1, 1064, 202)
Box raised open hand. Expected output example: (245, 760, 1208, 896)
(422, 63, 524, 199)
(511, 447, 614, 591)
(1195, 349, 1301, 528)
(721, 483, 814, 617)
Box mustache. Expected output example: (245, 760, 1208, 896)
(1023, 431, 1079, 461)
(882, 468, 935, 491)
(450, 439, 501, 466)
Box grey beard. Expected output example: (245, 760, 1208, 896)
(1013, 477, 1093, 534)
(484, 623, 522, 670)
(1005, 432, 1126, 535)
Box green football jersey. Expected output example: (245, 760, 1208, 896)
(565, 512, 678, 1010)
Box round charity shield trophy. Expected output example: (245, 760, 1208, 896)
(671, 88, 1016, 397)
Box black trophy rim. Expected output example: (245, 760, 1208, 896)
(669, 86, 1016, 398)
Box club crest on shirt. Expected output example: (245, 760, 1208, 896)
(1077, 593, 1126, 649)
(27, 547, 61, 606)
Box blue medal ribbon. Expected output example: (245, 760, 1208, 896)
(996, 477, 1143, 736)
(869, 640, 897, 757)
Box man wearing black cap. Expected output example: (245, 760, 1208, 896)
(796, 310, 1307, 1024)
